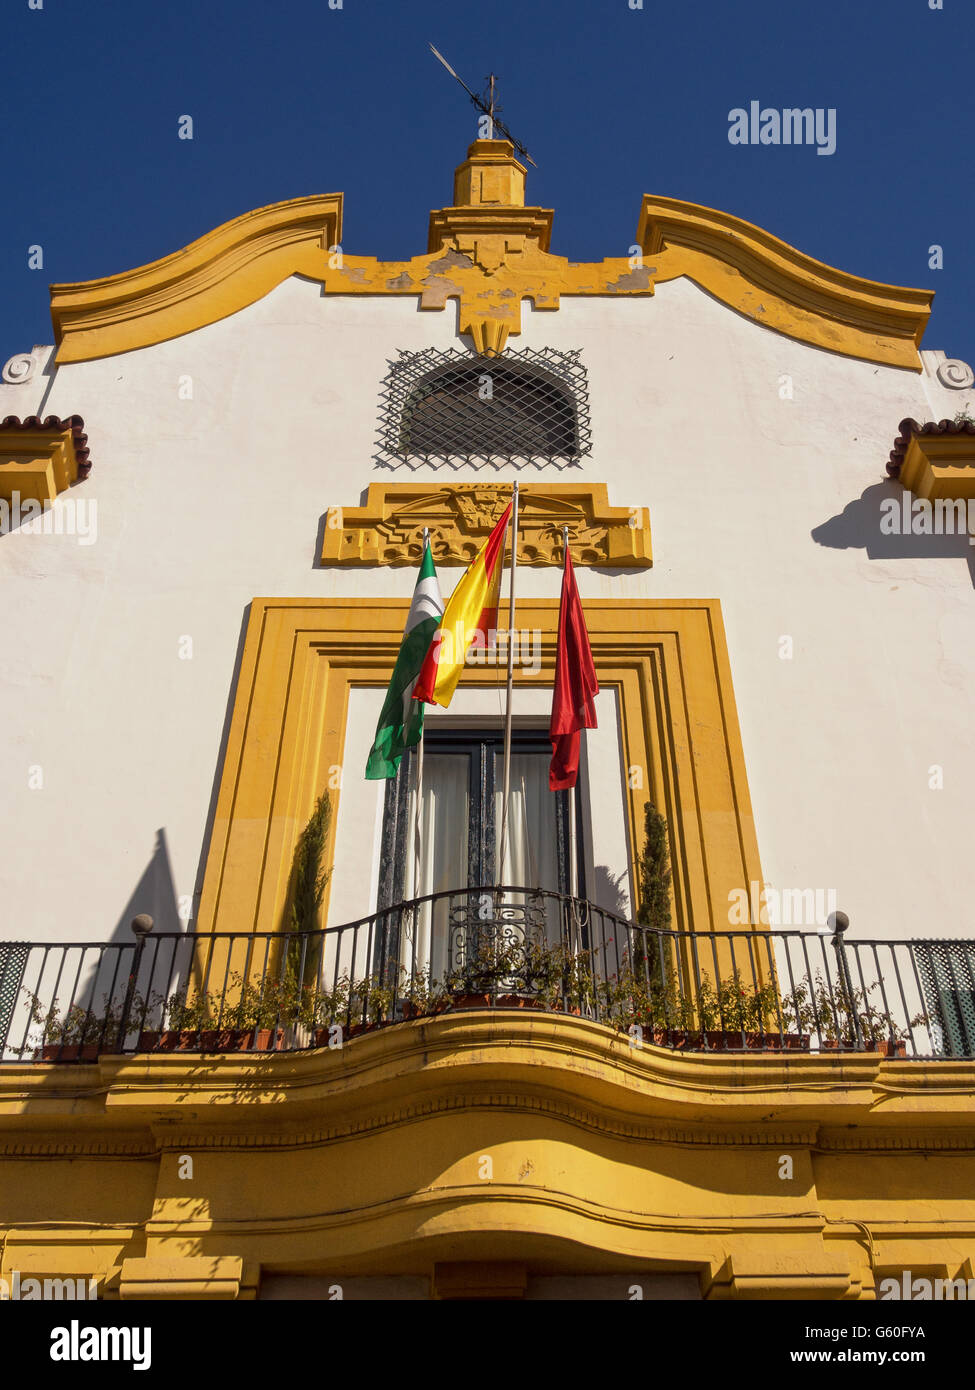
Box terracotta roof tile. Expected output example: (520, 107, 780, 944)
(887, 417, 975, 478)
(0, 414, 92, 477)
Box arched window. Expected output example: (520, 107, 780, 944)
(377, 348, 591, 467)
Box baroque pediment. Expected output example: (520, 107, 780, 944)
(321, 483, 652, 567)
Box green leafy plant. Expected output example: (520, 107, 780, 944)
(636, 803, 672, 931)
(27, 994, 128, 1051)
(443, 929, 521, 996)
(398, 965, 449, 1017)
(166, 988, 222, 1033)
(288, 792, 333, 935)
(348, 973, 397, 1027)
(298, 975, 352, 1028)
(774, 971, 926, 1047)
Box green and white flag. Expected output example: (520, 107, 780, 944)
(365, 541, 444, 780)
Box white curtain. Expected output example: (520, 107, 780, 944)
(395, 748, 566, 982)
(401, 754, 469, 981)
(495, 753, 562, 946)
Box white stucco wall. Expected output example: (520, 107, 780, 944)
(1, 270, 973, 945)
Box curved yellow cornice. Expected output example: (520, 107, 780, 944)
(638, 195, 932, 370)
(47, 164, 932, 370)
(50, 194, 343, 363)
(3, 1018, 974, 1294)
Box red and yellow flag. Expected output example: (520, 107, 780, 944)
(413, 501, 512, 708)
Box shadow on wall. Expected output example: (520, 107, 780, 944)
(812, 480, 975, 589)
(109, 827, 182, 943)
(189, 604, 252, 918)
(589, 865, 630, 919)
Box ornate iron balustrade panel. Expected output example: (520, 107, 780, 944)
(448, 890, 549, 995)
(0, 888, 970, 1062)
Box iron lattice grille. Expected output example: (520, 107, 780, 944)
(915, 941, 975, 1057)
(375, 347, 592, 469)
(0, 945, 28, 1051)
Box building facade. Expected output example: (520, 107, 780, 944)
(1, 139, 974, 1300)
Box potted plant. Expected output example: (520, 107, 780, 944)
(445, 930, 520, 1010)
(398, 967, 450, 1021)
(346, 972, 396, 1036)
(807, 973, 910, 1056)
(31, 996, 125, 1061)
(719, 970, 809, 1050)
(304, 974, 352, 1046)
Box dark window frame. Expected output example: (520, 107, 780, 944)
(377, 729, 585, 910)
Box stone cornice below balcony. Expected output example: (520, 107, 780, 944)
(1, 1012, 973, 1150)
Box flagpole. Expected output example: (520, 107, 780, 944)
(562, 525, 578, 901)
(498, 482, 519, 888)
(413, 527, 429, 903)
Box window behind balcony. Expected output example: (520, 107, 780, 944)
(378, 729, 582, 905)
(376, 730, 585, 983)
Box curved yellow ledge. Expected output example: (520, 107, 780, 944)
(638, 196, 932, 370)
(50, 194, 343, 363)
(47, 185, 931, 371)
(2, 1016, 973, 1296)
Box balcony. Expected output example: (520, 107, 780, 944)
(2, 888, 972, 1063)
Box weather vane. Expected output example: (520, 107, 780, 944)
(429, 44, 538, 168)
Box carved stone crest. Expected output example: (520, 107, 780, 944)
(321, 483, 652, 568)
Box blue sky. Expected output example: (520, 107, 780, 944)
(2, 0, 972, 362)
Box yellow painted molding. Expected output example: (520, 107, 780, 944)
(322, 483, 652, 567)
(0, 419, 90, 505)
(193, 598, 761, 938)
(2, 1019, 975, 1297)
(637, 195, 932, 370)
(703, 1252, 856, 1300)
(895, 432, 975, 501)
(119, 1255, 256, 1300)
(50, 194, 343, 363)
(47, 143, 931, 367)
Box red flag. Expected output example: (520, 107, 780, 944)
(549, 550, 599, 790)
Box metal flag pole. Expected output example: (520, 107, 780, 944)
(562, 524, 578, 901)
(498, 482, 519, 887)
(412, 527, 429, 903)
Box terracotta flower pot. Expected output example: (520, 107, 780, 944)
(745, 1032, 810, 1051)
(496, 994, 545, 1010)
(40, 1043, 101, 1062)
(450, 993, 492, 1010)
(160, 1030, 213, 1051)
(138, 1031, 160, 1052)
(822, 1038, 905, 1055)
(651, 1028, 692, 1049)
(345, 1020, 378, 1038)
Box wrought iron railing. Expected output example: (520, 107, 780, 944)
(1, 889, 973, 1061)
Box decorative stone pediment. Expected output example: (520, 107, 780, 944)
(321, 483, 652, 568)
(49, 140, 932, 368)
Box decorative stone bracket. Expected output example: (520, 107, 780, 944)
(320, 482, 652, 568)
(0, 415, 92, 505)
(887, 417, 975, 501)
(118, 1255, 258, 1300)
